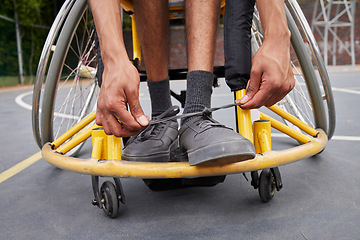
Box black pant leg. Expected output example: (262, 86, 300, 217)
(224, 0, 255, 91)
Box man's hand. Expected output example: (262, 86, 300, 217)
(238, 0, 295, 109)
(238, 37, 295, 109)
(89, 0, 148, 137)
(96, 61, 149, 137)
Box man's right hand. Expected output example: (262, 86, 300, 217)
(95, 61, 149, 137)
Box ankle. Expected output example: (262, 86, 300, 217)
(182, 70, 214, 124)
(147, 77, 172, 118)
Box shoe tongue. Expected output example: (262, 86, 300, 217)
(195, 116, 223, 128)
(135, 106, 180, 142)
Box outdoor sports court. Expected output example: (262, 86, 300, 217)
(0, 70, 359, 240)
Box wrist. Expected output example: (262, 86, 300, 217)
(263, 29, 291, 48)
(101, 45, 129, 66)
(264, 26, 291, 41)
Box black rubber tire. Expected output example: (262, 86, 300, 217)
(100, 181, 119, 218)
(258, 169, 276, 203)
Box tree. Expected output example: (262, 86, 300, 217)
(0, 0, 54, 83)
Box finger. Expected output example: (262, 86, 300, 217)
(127, 94, 149, 127)
(263, 69, 295, 107)
(264, 95, 281, 107)
(95, 109, 103, 126)
(100, 116, 111, 135)
(104, 114, 125, 137)
(102, 112, 141, 137)
(241, 89, 271, 109)
(240, 67, 262, 104)
(111, 103, 145, 134)
(288, 66, 296, 91)
(241, 76, 273, 109)
(115, 108, 144, 131)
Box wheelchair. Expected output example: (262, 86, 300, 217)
(32, 0, 335, 218)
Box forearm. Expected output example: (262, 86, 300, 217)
(239, 0, 295, 108)
(256, 0, 290, 45)
(89, 0, 129, 66)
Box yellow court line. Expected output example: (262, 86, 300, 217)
(0, 151, 42, 183)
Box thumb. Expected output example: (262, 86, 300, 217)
(127, 96, 148, 126)
(241, 69, 261, 104)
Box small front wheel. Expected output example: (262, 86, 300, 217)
(258, 169, 276, 202)
(100, 181, 119, 218)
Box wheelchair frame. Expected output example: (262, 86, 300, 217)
(32, 0, 335, 218)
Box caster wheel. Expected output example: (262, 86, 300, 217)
(100, 181, 119, 218)
(258, 169, 276, 202)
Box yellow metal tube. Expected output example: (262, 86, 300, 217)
(260, 112, 312, 144)
(131, 16, 141, 62)
(120, 0, 133, 13)
(92, 135, 104, 160)
(235, 89, 253, 142)
(268, 105, 318, 137)
(42, 130, 327, 178)
(56, 124, 97, 154)
(106, 135, 122, 160)
(91, 128, 106, 159)
(253, 120, 272, 154)
(52, 111, 96, 148)
(91, 128, 122, 160)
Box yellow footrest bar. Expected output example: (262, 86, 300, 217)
(42, 130, 327, 179)
(260, 112, 313, 144)
(52, 111, 96, 149)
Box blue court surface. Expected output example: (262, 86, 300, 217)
(0, 70, 359, 240)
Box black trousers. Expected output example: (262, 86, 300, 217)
(224, 0, 255, 91)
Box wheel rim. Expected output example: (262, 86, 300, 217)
(101, 189, 113, 216)
(41, 0, 99, 156)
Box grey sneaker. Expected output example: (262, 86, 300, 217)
(122, 107, 179, 162)
(179, 115, 255, 166)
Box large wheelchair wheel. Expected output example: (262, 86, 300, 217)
(34, 0, 99, 155)
(251, 1, 335, 140)
(32, 0, 77, 149)
(287, 0, 335, 140)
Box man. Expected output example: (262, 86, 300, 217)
(89, 0, 293, 166)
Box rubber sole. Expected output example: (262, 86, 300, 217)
(121, 139, 179, 162)
(187, 140, 256, 166)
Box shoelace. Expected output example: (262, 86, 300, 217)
(125, 102, 243, 147)
(138, 122, 166, 141)
(148, 102, 243, 125)
(124, 106, 180, 146)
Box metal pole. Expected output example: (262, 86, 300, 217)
(14, 8, 24, 84)
(350, 0, 356, 66)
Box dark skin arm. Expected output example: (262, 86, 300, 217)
(238, 0, 295, 109)
(89, 0, 149, 137)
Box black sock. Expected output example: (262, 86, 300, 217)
(182, 70, 213, 124)
(147, 77, 172, 118)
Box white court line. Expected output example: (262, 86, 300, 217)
(15, 87, 360, 142)
(331, 87, 360, 95)
(272, 133, 360, 142)
(15, 91, 33, 111)
(15, 91, 79, 120)
(295, 82, 360, 95)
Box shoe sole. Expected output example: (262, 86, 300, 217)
(187, 140, 255, 166)
(122, 139, 179, 163)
